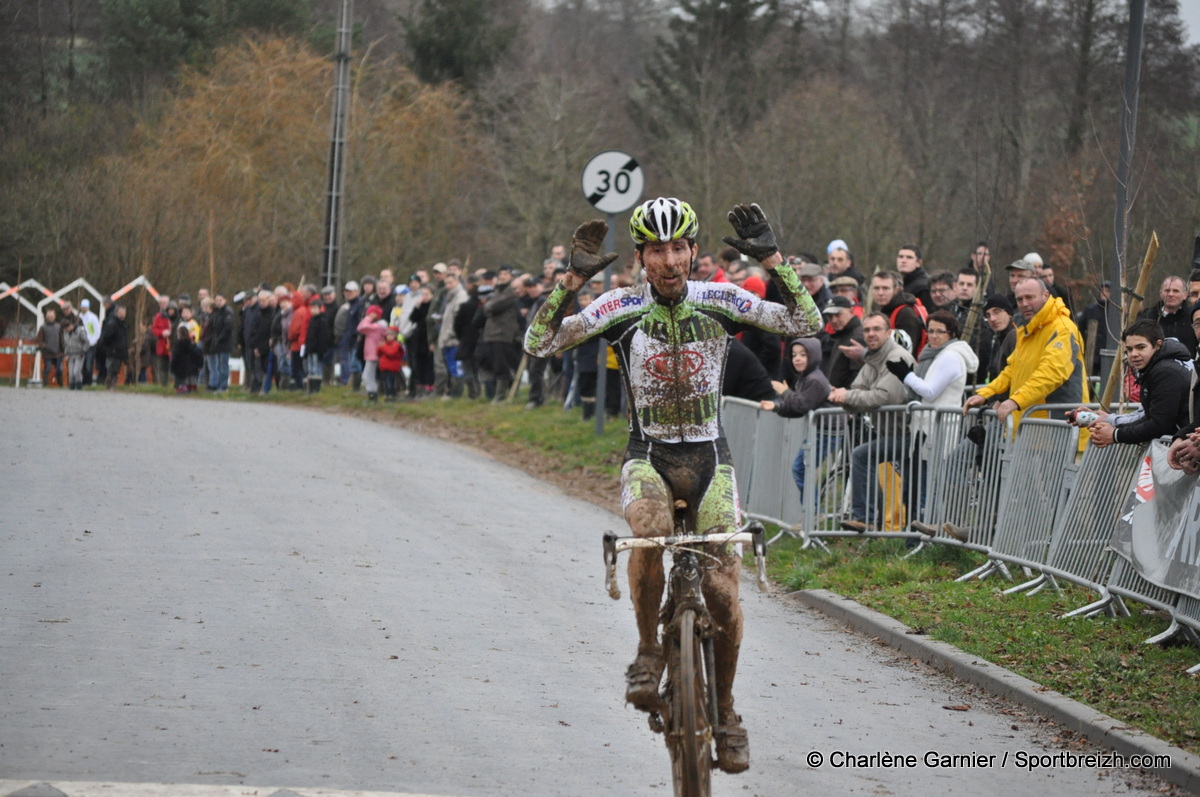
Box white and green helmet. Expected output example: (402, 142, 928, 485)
(629, 197, 699, 245)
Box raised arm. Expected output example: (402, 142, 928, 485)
(709, 203, 822, 336)
(524, 220, 618, 357)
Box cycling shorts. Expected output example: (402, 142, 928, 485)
(620, 438, 742, 536)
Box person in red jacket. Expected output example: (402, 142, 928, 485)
(287, 286, 313, 389)
(377, 326, 406, 401)
(150, 296, 176, 386)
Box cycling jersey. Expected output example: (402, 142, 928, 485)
(524, 268, 821, 444)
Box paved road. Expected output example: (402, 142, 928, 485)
(0, 388, 1172, 796)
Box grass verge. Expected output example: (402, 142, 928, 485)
(767, 533, 1199, 756)
(99, 383, 1200, 756)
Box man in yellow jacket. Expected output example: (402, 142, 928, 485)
(964, 276, 1089, 424)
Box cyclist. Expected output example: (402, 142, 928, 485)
(524, 198, 821, 774)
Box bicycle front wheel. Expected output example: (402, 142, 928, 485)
(667, 607, 712, 797)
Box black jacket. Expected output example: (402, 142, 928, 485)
(983, 324, 1016, 383)
(99, 314, 128, 360)
(170, 337, 203, 380)
(455, 294, 484, 360)
(243, 304, 270, 356)
(820, 314, 865, 389)
(305, 309, 334, 357)
(1112, 339, 1192, 444)
(722, 337, 775, 402)
(1139, 302, 1198, 356)
(740, 325, 782, 380)
(903, 268, 933, 312)
(203, 305, 235, 354)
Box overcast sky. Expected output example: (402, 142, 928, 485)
(1182, 1, 1200, 45)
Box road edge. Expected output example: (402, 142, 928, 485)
(791, 587, 1200, 795)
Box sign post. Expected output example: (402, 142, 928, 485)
(581, 151, 643, 435)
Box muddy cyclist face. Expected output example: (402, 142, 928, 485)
(639, 239, 697, 301)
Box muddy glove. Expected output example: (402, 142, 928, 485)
(567, 220, 619, 281)
(722, 203, 778, 261)
(885, 359, 913, 381)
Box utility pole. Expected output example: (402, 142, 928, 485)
(1112, 0, 1145, 298)
(321, 0, 353, 290)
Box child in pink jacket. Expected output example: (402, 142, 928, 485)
(356, 304, 387, 402)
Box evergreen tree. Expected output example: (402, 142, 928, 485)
(101, 0, 213, 93)
(100, 0, 311, 97)
(633, 0, 784, 139)
(399, 0, 519, 90)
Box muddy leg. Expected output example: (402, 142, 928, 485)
(620, 458, 674, 710)
(702, 554, 743, 717)
(625, 496, 671, 653)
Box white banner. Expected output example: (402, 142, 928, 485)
(1111, 440, 1200, 601)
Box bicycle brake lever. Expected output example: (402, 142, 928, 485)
(603, 532, 621, 600)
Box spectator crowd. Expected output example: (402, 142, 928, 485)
(26, 235, 1200, 513)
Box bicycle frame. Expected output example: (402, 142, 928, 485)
(602, 523, 767, 797)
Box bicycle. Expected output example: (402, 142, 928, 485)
(602, 503, 768, 797)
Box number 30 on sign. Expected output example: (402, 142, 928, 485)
(581, 151, 645, 215)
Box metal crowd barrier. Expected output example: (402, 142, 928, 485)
(1103, 555, 1181, 640)
(918, 407, 1009, 558)
(746, 408, 795, 535)
(798, 404, 921, 544)
(1051, 442, 1150, 617)
(967, 417, 1079, 588)
(1173, 595, 1200, 673)
(725, 401, 923, 546)
(723, 397, 759, 512)
(803, 407, 853, 542)
(720, 395, 1200, 666)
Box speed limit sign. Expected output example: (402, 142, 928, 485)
(581, 150, 644, 214)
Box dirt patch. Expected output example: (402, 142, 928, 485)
(327, 404, 624, 516)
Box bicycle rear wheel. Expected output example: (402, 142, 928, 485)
(667, 607, 712, 797)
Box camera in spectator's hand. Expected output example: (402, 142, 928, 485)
(1065, 408, 1098, 427)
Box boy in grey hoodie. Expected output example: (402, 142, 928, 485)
(762, 337, 832, 500)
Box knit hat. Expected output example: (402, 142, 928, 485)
(741, 275, 767, 298)
(983, 294, 1012, 314)
(386, 325, 399, 334)
(365, 304, 383, 317)
(80, 299, 90, 308)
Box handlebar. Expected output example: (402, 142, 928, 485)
(602, 523, 769, 601)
